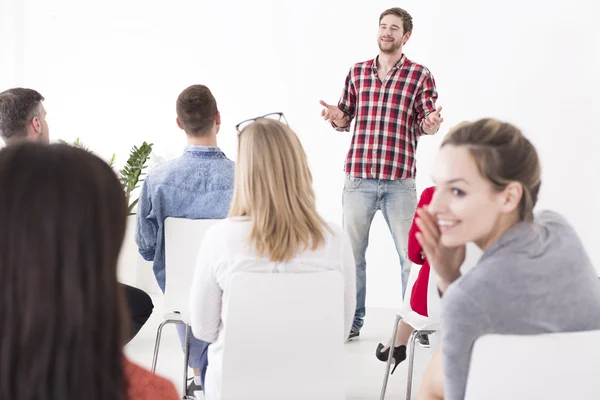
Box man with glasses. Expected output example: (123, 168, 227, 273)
(320, 7, 443, 340)
(135, 84, 234, 398)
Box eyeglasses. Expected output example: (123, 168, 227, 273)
(235, 112, 288, 133)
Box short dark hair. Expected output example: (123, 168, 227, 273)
(0, 143, 129, 400)
(176, 85, 218, 137)
(379, 7, 413, 34)
(0, 88, 45, 140)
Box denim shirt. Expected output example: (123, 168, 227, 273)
(135, 145, 235, 292)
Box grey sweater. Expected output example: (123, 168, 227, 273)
(441, 211, 600, 400)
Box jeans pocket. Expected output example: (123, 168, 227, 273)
(396, 178, 416, 190)
(344, 175, 363, 191)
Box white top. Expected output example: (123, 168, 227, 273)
(189, 217, 356, 400)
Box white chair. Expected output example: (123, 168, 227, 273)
(380, 263, 441, 400)
(151, 217, 219, 398)
(220, 271, 346, 400)
(465, 330, 600, 400)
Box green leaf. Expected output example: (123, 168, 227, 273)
(119, 142, 153, 208)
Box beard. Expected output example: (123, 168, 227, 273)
(378, 38, 402, 54)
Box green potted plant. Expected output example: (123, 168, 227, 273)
(58, 138, 153, 214)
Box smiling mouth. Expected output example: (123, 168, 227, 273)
(438, 219, 460, 233)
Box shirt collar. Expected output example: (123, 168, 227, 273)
(184, 145, 223, 154)
(372, 53, 406, 75)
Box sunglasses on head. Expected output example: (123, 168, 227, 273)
(235, 112, 288, 133)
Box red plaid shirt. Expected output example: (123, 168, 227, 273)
(334, 54, 438, 180)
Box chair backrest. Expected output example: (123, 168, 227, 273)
(164, 218, 219, 318)
(465, 330, 600, 400)
(425, 266, 441, 322)
(221, 271, 346, 400)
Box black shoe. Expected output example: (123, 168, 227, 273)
(347, 329, 360, 342)
(417, 333, 430, 347)
(375, 343, 407, 374)
(186, 379, 202, 398)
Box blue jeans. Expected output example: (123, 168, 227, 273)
(175, 324, 209, 386)
(342, 176, 417, 332)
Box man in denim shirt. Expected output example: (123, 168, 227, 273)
(135, 85, 234, 396)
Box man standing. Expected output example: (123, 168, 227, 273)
(0, 87, 155, 343)
(136, 84, 235, 398)
(320, 7, 443, 340)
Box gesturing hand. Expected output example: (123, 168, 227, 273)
(415, 206, 465, 285)
(422, 106, 444, 133)
(319, 100, 345, 125)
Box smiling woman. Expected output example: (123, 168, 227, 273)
(431, 119, 540, 250)
(414, 119, 600, 400)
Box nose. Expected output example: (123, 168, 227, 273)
(380, 27, 391, 36)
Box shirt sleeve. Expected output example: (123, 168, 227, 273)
(441, 284, 491, 400)
(189, 228, 222, 343)
(340, 232, 357, 339)
(135, 179, 158, 261)
(332, 67, 357, 132)
(407, 187, 435, 264)
(414, 69, 438, 135)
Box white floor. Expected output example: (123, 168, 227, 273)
(124, 294, 436, 400)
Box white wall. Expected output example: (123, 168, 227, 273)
(3, 0, 599, 306)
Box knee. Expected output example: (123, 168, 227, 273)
(124, 285, 154, 320)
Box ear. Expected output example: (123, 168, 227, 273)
(31, 116, 42, 133)
(402, 31, 411, 45)
(215, 111, 221, 126)
(176, 117, 184, 130)
(499, 181, 523, 215)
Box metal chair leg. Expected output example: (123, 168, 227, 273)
(380, 314, 403, 400)
(151, 319, 171, 373)
(182, 324, 191, 399)
(405, 330, 420, 400)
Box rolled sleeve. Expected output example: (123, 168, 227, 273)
(414, 70, 438, 135)
(332, 68, 357, 132)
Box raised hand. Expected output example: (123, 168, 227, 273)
(415, 206, 465, 285)
(319, 100, 346, 126)
(422, 106, 444, 133)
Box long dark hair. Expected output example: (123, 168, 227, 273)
(0, 143, 129, 400)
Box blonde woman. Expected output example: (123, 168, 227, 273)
(189, 115, 356, 400)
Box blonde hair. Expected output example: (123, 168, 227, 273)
(229, 119, 331, 262)
(442, 118, 541, 223)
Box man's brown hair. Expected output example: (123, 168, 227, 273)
(176, 85, 217, 137)
(0, 88, 44, 140)
(379, 7, 413, 35)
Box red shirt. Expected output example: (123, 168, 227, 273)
(125, 359, 178, 400)
(408, 186, 435, 317)
(334, 55, 438, 180)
